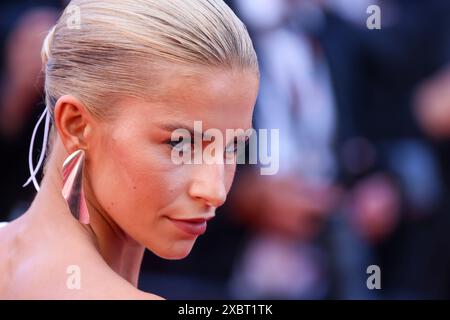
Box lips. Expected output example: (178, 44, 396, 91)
(168, 216, 213, 236)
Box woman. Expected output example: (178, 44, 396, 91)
(0, 0, 259, 299)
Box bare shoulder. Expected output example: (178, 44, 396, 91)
(78, 279, 165, 300)
(129, 290, 165, 300)
(3, 243, 164, 300)
(0, 219, 165, 300)
(90, 270, 165, 300)
(53, 258, 166, 300)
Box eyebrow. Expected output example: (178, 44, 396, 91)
(156, 122, 255, 141)
(156, 122, 199, 137)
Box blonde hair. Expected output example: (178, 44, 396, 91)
(42, 0, 258, 118)
(25, 0, 259, 191)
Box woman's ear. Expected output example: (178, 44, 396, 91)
(54, 95, 94, 154)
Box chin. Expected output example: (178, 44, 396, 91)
(149, 239, 197, 260)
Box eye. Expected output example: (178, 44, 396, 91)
(225, 137, 249, 155)
(225, 141, 238, 155)
(167, 137, 192, 153)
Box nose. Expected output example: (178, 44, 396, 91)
(188, 162, 227, 208)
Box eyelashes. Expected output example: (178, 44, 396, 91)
(166, 138, 193, 154)
(224, 137, 250, 155)
(166, 137, 249, 156)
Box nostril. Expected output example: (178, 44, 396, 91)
(210, 185, 227, 207)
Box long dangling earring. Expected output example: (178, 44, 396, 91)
(62, 149, 90, 224)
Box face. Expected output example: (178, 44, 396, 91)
(85, 67, 259, 259)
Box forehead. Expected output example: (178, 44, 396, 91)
(115, 66, 259, 132)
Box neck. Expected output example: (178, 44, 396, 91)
(26, 143, 145, 287)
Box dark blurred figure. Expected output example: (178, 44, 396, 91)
(226, 0, 343, 299)
(340, 0, 450, 299)
(0, 2, 61, 221)
(228, 0, 450, 299)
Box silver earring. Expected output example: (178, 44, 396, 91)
(62, 149, 90, 224)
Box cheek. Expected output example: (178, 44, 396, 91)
(90, 133, 183, 221)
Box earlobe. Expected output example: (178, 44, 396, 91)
(54, 95, 92, 154)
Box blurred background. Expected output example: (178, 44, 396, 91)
(2, 0, 450, 299)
